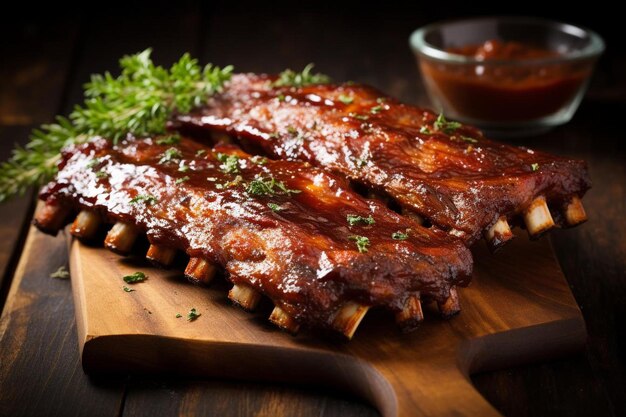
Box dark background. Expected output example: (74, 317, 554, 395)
(1, 1, 624, 416)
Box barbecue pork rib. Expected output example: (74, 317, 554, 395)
(34, 135, 472, 337)
(172, 74, 591, 249)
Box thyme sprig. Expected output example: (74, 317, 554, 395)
(0, 49, 233, 202)
(273, 64, 330, 88)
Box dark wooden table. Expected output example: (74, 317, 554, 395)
(1, 4, 624, 416)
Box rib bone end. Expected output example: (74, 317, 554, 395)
(565, 196, 587, 226)
(70, 210, 100, 240)
(523, 196, 555, 237)
(438, 287, 461, 318)
(484, 216, 514, 252)
(34, 203, 70, 235)
(269, 306, 300, 334)
(332, 302, 369, 340)
(395, 294, 424, 332)
(184, 257, 216, 285)
(229, 284, 262, 311)
(104, 222, 139, 255)
(146, 244, 176, 267)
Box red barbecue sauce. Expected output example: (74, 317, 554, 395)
(420, 40, 592, 121)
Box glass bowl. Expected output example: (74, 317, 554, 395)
(409, 17, 605, 136)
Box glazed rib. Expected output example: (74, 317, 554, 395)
(35, 135, 472, 336)
(173, 74, 591, 247)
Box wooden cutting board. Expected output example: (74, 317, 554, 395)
(69, 230, 585, 417)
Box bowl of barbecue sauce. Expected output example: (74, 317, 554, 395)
(410, 17, 604, 136)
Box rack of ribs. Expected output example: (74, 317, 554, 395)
(34, 135, 472, 338)
(172, 74, 590, 250)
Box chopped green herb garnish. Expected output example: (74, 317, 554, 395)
(267, 202, 283, 212)
(156, 134, 181, 145)
(246, 177, 301, 197)
(187, 308, 201, 321)
(123, 271, 147, 284)
(338, 94, 353, 104)
(355, 158, 368, 168)
(419, 126, 431, 134)
(158, 147, 182, 164)
(273, 64, 331, 88)
(434, 113, 462, 134)
(95, 170, 108, 178)
(196, 149, 207, 156)
(216, 153, 240, 174)
(277, 94, 286, 102)
(287, 126, 298, 135)
(370, 105, 383, 114)
(215, 175, 243, 189)
(86, 158, 101, 169)
(349, 112, 369, 121)
(175, 176, 190, 184)
(176, 313, 182, 318)
(250, 155, 268, 165)
(531, 163, 540, 171)
(50, 265, 70, 279)
(349, 235, 370, 253)
(347, 214, 375, 226)
(376, 97, 387, 104)
(123, 286, 135, 292)
(178, 163, 190, 172)
(460, 136, 478, 143)
(0, 49, 233, 203)
(129, 194, 158, 205)
(392, 231, 409, 240)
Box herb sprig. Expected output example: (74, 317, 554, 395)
(0, 49, 233, 202)
(273, 64, 330, 88)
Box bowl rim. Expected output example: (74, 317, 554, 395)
(409, 16, 605, 65)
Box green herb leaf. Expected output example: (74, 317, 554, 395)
(247, 176, 301, 197)
(250, 155, 268, 165)
(156, 134, 181, 145)
(187, 308, 201, 321)
(216, 153, 240, 174)
(175, 176, 190, 184)
(460, 136, 478, 143)
(196, 149, 207, 156)
(349, 235, 370, 253)
(178, 163, 190, 172)
(50, 265, 70, 279)
(86, 158, 101, 169)
(347, 214, 375, 226)
(176, 313, 182, 318)
(158, 147, 182, 164)
(349, 112, 369, 121)
(370, 105, 383, 114)
(123, 271, 147, 284)
(392, 231, 408, 240)
(338, 94, 353, 104)
(130, 194, 158, 205)
(531, 163, 540, 171)
(123, 286, 135, 292)
(274, 64, 331, 88)
(434, 113, 462, 134)
(95, 170, 108, 179)
(0, 49, 233, 203)
(267, 202, 283, 212)
(419, 126, 431, 134)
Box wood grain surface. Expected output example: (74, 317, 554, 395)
(0, 3, 624, 417)
(69, 229, 585, 417)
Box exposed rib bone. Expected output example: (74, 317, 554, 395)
(70, 210, 100, 240)
(228, 284, 262, 311)
(484, 216, 514, 252)
(523, 196, 555, 237)
(438, 287, 461, 318)
(146, 244, 176, 267)
(395, 293, 424, 332)
(401, 208, 424, 225)
(34, 203, 70, 234)
(104, 222, 139, 255)
(332, 302, 369, 339)
(269, 306, 300, 334)
(564, 196, 587, 226)
(184, 257, 217, 285)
